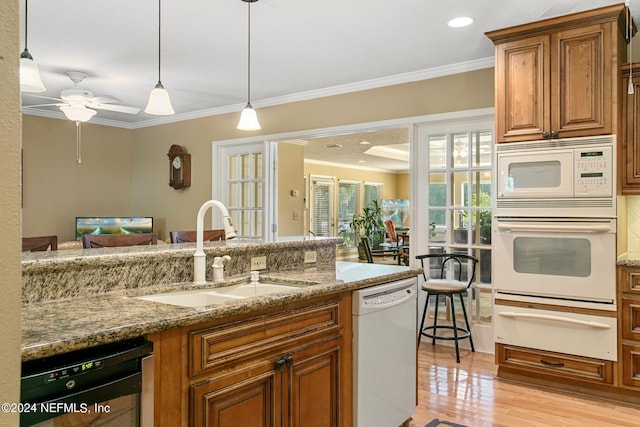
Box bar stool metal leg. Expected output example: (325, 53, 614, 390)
(418, 292, 430, 345)
(449, 294, 460, 363)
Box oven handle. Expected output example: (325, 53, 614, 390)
(498, 311, 611, 329)
(496, 222, 612, 233)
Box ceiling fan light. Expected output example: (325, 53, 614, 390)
(237, 103, 261, 130)
(60, 104, 97, 122)
(19, 51, 46, 93)
(145, 82, 175, 115)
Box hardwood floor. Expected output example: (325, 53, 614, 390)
(410, 343, 640, 427)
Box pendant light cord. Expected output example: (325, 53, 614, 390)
(158, 0, 162, 83)
(246, 0, 252, 104)
(24, 0, 29, 50)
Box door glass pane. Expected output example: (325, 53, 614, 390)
(241, 182, 250, 207)
(509, 161, 561, 189)
(228, 183, 238, 207)
(428, 174, 446, 207)
(254, 153, 263, 178)
(338, 181, 359, 248)
(452, 133, 469, 168)
(228, 156, 238, 179)
(513, 237, 591, 277)
(452, 172, 469, 206)
(429, 209, 445, 243)
(240, 154, 250, 179)
(452, 209, 468, 244)
(473, 131, 493, 168)
(429, 135, 446, 169)
(254, 182, 263, 208)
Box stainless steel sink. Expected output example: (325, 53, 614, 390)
(133, 282, 300, 308)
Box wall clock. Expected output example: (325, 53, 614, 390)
(167, 144, 191, 190)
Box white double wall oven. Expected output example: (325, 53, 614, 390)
(493, 135, 618, 361)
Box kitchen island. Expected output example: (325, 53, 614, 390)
(21, 237, 422, 426)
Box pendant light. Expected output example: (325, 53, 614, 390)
(20, 0, 46, 92)
(237, 0, 261, 131)
(145, 0, 175, 115)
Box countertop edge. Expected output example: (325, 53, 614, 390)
(21, 267, 422, 361)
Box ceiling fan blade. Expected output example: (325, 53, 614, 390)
(23, 103, 65, 108)
(89, 95, 120, 104)
(89, 103, 140, 114)
(21, 94, 65, 103)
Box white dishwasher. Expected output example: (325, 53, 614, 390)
(353, 277, 417, 427)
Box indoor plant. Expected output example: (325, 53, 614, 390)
(350, 200, 386, 259)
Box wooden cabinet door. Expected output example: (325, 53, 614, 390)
(621, 66, 640, 193)
(494, 35, 549, 143)
(285, 344, 340, 427)
(551, 23, 612, 138)
(191, 362, 281, 427)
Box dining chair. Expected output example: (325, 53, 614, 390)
(415, 252, 478, 363)
(383, 220, 408, 265)
(22, 235, 58, 252)
(82, 233, 158, 249)
(169, 229, 225, 243)
(360, 237, 397, 263)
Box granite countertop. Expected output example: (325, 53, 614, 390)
(22, 261, 421, 361)
(617, 252, 640, 266)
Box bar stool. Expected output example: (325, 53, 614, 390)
(415, 253, 478, 363)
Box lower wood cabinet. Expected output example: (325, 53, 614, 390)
(618, 266, 640, 391)
(149, 292, 352, 427)
(496, 343, 613, 385)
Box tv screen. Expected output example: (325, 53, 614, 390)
(75, 217, 154, 241)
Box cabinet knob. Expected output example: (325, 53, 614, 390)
(274, 357, 287, 370)
(542, 131, 549, 138)
(284, 355, 294, 367)
(550, 131, 559, 139)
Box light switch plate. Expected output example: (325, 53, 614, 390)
(304, 251, 317, 263)
(251, 256, 267, 270)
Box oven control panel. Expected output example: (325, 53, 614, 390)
(574, 146, 612, 197)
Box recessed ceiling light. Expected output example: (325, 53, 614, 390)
(359, 141, 371, 145)
(448, 17, 474, 28)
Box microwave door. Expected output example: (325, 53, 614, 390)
(497, 150, 574, 198)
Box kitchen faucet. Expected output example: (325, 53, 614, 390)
(194, 200, 237, 283)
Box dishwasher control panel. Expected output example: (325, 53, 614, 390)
(362, 288, 414, 308)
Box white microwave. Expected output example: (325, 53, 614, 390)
(495, 135, 616, 217)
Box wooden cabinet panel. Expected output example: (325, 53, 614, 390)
(487, 4, 627, 143)
(496, 344, 614, 384)
(191, 362, 280, 427)
(621, 343, 640, 387)
(288, 346, 339, 427)
(494, 36, 548, 142)
(621, 64, 640, 193)
(190, 297, 341, 377)
(552, 24, 610, 137)
(621, 297, 640, 341)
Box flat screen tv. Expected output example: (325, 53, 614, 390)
(75, 217, 154, 241)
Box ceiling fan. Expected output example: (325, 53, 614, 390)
(23, 71, 141, 164)
(23, 71, 140, 123)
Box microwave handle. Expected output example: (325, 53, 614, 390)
(496, 222, 611, 233)
(498, 311, 611, 329)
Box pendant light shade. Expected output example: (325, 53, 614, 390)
(20, 0, 46, 93)
(145, 0, 175, 115)
(238, 102, 261, 131)
(237, 0, 261, 131)
(146, 82, 175, 115)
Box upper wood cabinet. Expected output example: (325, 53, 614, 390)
(487, 4, 630, 143)
(621, 63, 640, 194)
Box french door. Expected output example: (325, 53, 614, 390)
(309, 175, 335, 237)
